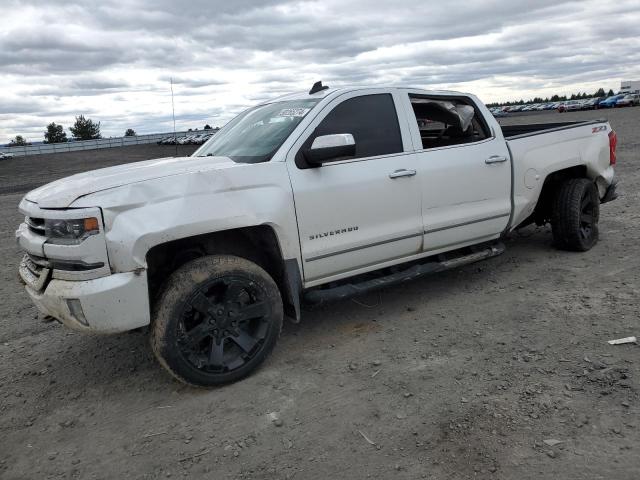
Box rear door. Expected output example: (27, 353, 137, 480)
(401, 92, 511, 253)
(286, 90, 423, 285)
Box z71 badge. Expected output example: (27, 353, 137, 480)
(309, 226, 359, 240)
(592, 125, 607, 133)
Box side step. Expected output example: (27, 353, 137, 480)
(303, 241, 505, 305)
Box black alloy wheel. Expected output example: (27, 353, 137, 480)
(151, 255, 283, 387)
(177, 276, 270, 373)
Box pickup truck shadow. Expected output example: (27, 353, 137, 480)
(45, 225, 558, 390)
(292, 226, 552, 313)
(282, 225, 559, 349)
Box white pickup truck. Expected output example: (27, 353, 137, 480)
(16, 82, 618, 386)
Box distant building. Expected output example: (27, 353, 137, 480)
(620, 80, 640, 93)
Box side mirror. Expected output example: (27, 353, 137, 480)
(304, 134, 356, 165)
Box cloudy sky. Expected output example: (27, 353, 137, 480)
(1, 0, 639, 143)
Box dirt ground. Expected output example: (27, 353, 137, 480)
(1, 108, 638, 480)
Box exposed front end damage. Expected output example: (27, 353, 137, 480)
(16, 197, 150, 332)
(22, 270, 149, 333)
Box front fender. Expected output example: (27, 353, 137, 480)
(71, 162, 301, 273)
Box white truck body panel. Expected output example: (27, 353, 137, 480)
(15, 86, 616, 332)
(399, 90, 512, 253)
(285, 89, 423, 283)
(70, 161, 301, 273)
(506, 124, 614, 229)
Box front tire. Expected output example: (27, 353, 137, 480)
(551, 178, 600, 251)
(151, 255, 283, 387)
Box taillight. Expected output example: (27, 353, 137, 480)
(608, 130, 617, 166)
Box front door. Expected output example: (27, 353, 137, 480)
(286, 91, 423, 285)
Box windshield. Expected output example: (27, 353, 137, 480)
(194, 99, 320, 163)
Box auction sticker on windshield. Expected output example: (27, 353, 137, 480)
(277, 108, 310, 117)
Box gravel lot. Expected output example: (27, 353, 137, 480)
(1, 108, 638, 479)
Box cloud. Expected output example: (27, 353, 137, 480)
(1, 0, 639, 142)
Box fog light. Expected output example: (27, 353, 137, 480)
(66, 299, 89, 326)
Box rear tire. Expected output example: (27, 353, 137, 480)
(151, 255, 283, 387)
(551, 178, 600, 251)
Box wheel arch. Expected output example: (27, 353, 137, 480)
(516, 164, 588, 228)
(145, 225, 302, 323)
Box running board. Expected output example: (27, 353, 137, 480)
(303, 241, 505, 305)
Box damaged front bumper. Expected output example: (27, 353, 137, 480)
(22, 267, 150, 333)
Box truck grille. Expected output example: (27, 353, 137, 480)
(19, 254, 51, 291)
(26, 217, 45, 235)
(26, 253, 51, 269)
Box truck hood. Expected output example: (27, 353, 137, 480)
(25, 155, 235, 208)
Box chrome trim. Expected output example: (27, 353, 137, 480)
(311, 133, 355, 149)
(424, 213, 510, 235)
(305, 231, 423, 262)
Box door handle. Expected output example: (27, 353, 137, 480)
(485, 155, 508, 164)
(389, 169, 417, 179)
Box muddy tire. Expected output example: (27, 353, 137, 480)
(551, 178, 600, 251)
(151, 255, 283, 387)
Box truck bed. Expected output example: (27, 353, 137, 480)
(501, 120, 604, 139)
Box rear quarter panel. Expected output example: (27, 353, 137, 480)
(506, 123, 613, 229)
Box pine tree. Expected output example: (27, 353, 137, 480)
(44, 122, 67, 143)
(70, 115, 101, 140)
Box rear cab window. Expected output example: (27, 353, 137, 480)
(408, 94, 491, 150)
(296, 93, 404, 166)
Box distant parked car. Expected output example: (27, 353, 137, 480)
(559, 100, 582, 112)
(0, 152, 15, 160)
(198, 133, 215, 143)
(599, 94, 625, 108)
(188, 133, 211, 144)
(616, 93, 640, 107)
(581, 97, 603, 110)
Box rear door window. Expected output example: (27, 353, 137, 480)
(409, 95, 490, 150)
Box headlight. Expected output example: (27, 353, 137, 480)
(45, 217, 100, 245)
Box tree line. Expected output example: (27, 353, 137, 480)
(486, 88, 615, 108)
(8, 116, 137, 146)
(8, 118, 217, 147)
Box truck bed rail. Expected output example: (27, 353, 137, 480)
(501, 119, 606, 139)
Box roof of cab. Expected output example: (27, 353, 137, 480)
(269, 85, 467, 104)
